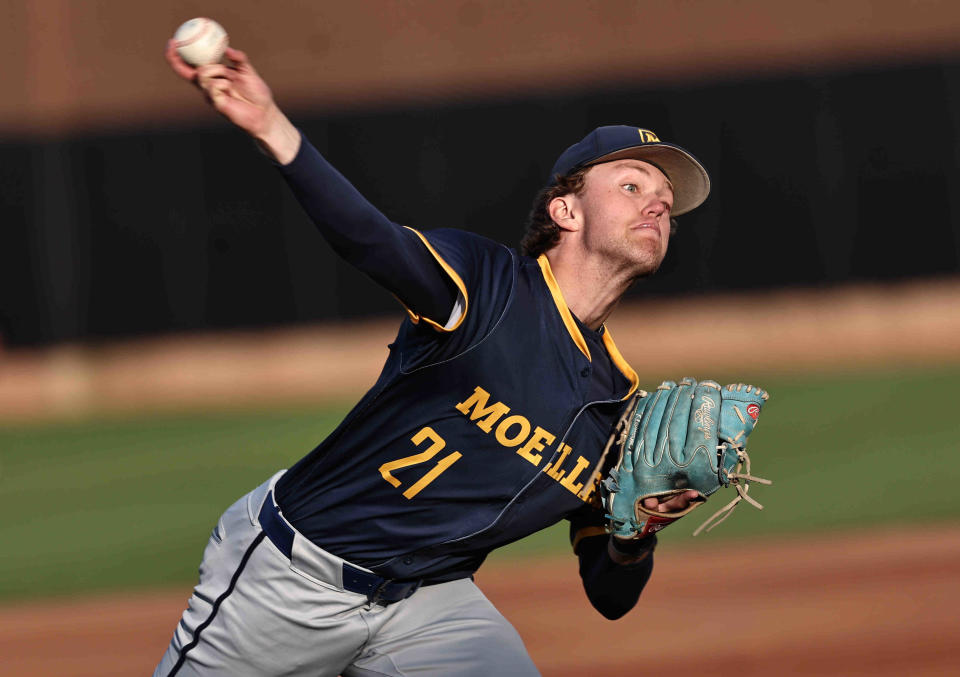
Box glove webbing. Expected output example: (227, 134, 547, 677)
(692, 448, 772, 537)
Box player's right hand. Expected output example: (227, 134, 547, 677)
(165, 41, 273, 135)
(164, 42, 300, 163)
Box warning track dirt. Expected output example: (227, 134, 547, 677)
(3, 526, 959, 676)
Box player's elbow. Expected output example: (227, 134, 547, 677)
(588, 590, 641, 620)
(597, 604, 631, 621)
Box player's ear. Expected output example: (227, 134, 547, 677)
(548, 195, 580, 232)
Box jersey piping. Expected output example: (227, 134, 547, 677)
(400, 227, 470, 332)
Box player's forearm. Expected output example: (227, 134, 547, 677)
(576, 534, 656, 620)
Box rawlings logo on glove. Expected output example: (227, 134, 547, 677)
(602, 377, 772, 539)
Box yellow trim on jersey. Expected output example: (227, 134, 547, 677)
(536, 254, 639, 398)
(571, 525, 609, 554)
(401, 227, 469, 332)
(601, 326, 640, 399)
(537, 254, 591, 361)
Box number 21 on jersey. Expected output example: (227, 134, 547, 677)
(378, 426, 462, 499)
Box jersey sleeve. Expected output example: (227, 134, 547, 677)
(416, 228, 517, 334)
(388, 227, 518, 369)
(277, 131, 460, 327)
(399, 228, 470, 332)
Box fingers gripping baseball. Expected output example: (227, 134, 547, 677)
(165, 40, 276, 137)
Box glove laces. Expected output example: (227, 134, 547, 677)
(693, 447, 772, 536)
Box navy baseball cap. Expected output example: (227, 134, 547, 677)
(549, 125, 711, 216)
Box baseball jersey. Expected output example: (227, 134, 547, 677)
(273, 137, 641, 583)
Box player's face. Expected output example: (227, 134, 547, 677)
(575, 159, 674, 276)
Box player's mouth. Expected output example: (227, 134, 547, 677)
(631, 221, 661, 236)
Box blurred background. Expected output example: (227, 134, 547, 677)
(2, 1, 959, 675)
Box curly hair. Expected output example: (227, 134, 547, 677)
(520, 169, 588, 257)
(520, 168, 679, 257)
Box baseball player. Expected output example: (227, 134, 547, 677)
(156, 42, 710, 677)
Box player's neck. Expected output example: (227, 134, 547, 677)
(544, 249, 633, 331)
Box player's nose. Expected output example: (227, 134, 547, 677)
(642, 198, 667, 218)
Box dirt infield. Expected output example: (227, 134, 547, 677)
(4, 526, 959, 676)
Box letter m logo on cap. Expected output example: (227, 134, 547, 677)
(637, 128, 660, 143)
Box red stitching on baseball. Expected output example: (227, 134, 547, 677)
(174, 18, 211, 49)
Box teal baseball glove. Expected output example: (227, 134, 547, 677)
(602, 377, 772, 539)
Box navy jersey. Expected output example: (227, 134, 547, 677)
(275, 228, 639, 581)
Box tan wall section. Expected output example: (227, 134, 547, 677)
(5, 0, 960, 136)
(3, 277, 959, 423)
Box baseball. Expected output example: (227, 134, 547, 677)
(173, 18, 229, 66)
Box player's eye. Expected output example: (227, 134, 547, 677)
(622, 183, 638, 193)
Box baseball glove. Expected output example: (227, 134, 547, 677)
(602, 377, 772, 539)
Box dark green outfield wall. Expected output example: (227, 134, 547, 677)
(3, 58, 960, 346)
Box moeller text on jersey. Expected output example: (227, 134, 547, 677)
(377, 385, 598, 503)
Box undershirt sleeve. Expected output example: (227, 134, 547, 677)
(568, 507, 656, 619)
(574, 533, 655, 620)
(276, 131, 460, 326)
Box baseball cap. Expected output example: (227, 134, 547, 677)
(549, 125, 711, 216)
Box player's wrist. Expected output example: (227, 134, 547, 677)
(253, 106, 301, 165)
(608, 533, 657, 565)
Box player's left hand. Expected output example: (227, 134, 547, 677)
(642, 490, 699, 513)
(607, 490, 701, 564)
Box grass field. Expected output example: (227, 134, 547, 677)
(2, 364, 959, 602)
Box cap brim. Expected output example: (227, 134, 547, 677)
(587, 143, 711, 216)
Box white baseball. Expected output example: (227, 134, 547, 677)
(173, 18, 229, 66)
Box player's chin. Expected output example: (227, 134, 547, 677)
(628, 244, 666, 277)
(626, 253, 663, 279)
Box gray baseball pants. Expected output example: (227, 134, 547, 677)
(152, 471, 540, 676)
